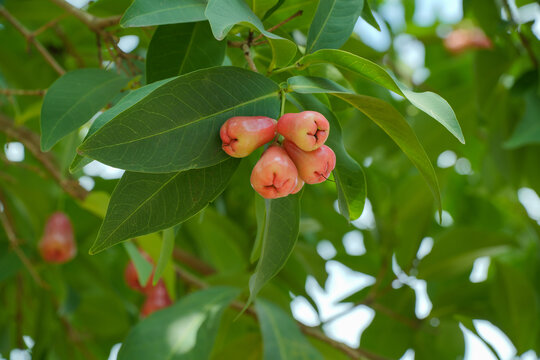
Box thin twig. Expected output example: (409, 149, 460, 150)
(47, 0, 120, 32)
(501, 0, 538, 69)
(242, 43, 258, 72)
(174, 262, 389, 360)
(0, 7, 66, 75)
(53, 25, 85, 68)
(0, 114, 88, 201)
(252, 10, 303, 43)
(0, 88, 46, 96)
(173, 248, 216, 276)
(31, 13, 68, 37)
(0, 191, 48, 288)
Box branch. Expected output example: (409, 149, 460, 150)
(242, 43, 259, 72)
(0, 88, 46, 96)
(0, 114, 88, 201)
(0, 190, 48, 288)
(173, 248, 216, 276)
(252, 10, 303, 44)
(0, 7, 66, 75)
(47, 0, 120, 32)
(174, 263, 389, 360)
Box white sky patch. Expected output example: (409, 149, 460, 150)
(414, 0, 463, 26)
(323, 305, 375, 348)
(436, 210, 454, 227)
(353, 13, 391, 52)
(83, 161, 125, 179)
(118, 35, 140, 53)
(352, 199, 376, 230)
(461, 324, 498, 360)
(518, 187, 540, 224)
(416, 237, 434, 260)
(437, 150, 457, 168)
(400, 349, 415, 360)
(317, 240, 337, 260)
(78, 176, 95, 191)
(343, 230, 366, 256)
(4, 142, 24, 162)
(455, 157, 473, 175)
(290, 295, 321, 327)
(108, 343, 122, 360)
(470, 257, 490, 283)
(66, 0, 90, 8)
(475, 320, 517, 360)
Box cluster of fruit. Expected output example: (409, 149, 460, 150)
(220, 111, 336, 199)
(124, 252, 172, 317)
(38, 212, 77, 263)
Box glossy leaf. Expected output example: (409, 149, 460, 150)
(205, 0, 297, 68)
(417, 228, 515, 280)
(250, 194, 266, 263)
(255, 299, 323, 360)
(124, 241, 153, 287)
(146, 22, 226, 83)
(306, 0, 364, 53)
(89, 158, 240, 254)
(248, 193, 301, 305)
(120, 0, 207, 27)
(296, 50, 465, 143)
(152, 227, 175, 285)
(40, 69, 128, 151)
(505, 91, 540, 148)
(118, 286, 240, 360)
(360, 0, 380, 31)
(79, 67, 280, 173)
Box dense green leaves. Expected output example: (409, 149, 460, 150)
(120, 0, 207, 27)
(90, 158, 240, 254)
(296, 50, 465, 143)
(306, 0, 364, 53)
(79, 67, 280, 173)
(118, 286, 240, 360)
(40, 69, 128, 151)
(146, 22, 226, 83)
(417, 228, 515, 280)
(248, 193, 301, 304)
(205, 0, 297, 68)
(505, 91, 540, 148)
(255, 299, 323, 360)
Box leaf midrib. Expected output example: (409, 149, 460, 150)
(307, 0, 338, 53)
(82, 92, 278, 152)
(124, 2, 204, 25)
(262, 303, 288, 359)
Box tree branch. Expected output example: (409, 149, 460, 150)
(0, 88, 46, 96)
(0, 7, 66, 75)
(173, 248, 216, 276)
(47, 0, 120, 32)
(252, 10, 303, 44)
(174, 263, 389, 360)
(0, 114, 88, 201)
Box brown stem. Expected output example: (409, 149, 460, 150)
(252, 10, 303, 43)
(0, 88, 46, 96)
(0, 191, 48, 288)
(53, 25, 86, 68)
(32, 13, 68, 37)
(173, 248, 216, 276)
(371, 303, 421, 329)
(47, 0, 120, 32)
(174, 262, 389, 360)
(242, 43, 259, 72)
(0, 7, 66, 75)
(0, 114, 88, 201)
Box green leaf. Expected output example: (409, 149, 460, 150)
(117, 286, 240, 360)
(288, 90, 366, 220)
(295, 50, 465, 143)
(89, 158, 240, 254)
(248, 193, 301, 305)
(120, 0, 207, 27)
(417, 228, 515, 281)
(205, 0, 297, 68)
(255, 299, 323, 360)
(334, 92, 442, 213)
(70, 78, 177, 174)
(261, 0, 285, 21)
(152, 227, 175, 285)
(123, 241, 153, 287)
(250, 194, 266, 263)
(146, 22, 226, 83)
(360, 0, 380, 31)
(40, 69, 128, 151)
(306, 0, 364, 53)
(490, 262, 539, 353)
(505, 91, 540, 148)
(79, 67, 280, 173)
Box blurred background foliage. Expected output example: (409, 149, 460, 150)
(1, 0, 539, 359)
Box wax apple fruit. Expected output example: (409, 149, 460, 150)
(444, 28, 492, 54)
(291, 178, 304, 194)
(220, 116, 277, 158)
(38, 212, 76, 264)
(250, 145, 298, 199)
(277, 111, 329, 151)
(141, 280, 172, 317)
(283, 140, 336, 184)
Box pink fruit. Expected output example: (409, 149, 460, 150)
(38, 212, 76, 264)
(290, 178, 304, 194)
(140, 280, 172, 317)
(220, 116, 277, 158)
(277, 111, 329, 151)
(283, 140, 336, 184)
(250, 145, 298, 199)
